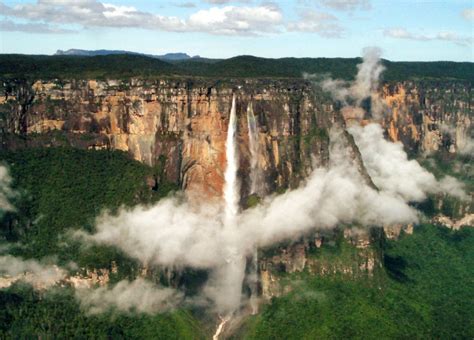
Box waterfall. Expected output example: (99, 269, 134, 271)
(213, 94, 243, 340)
(246, 101, 260, 195)
(223, 94, 239, 226)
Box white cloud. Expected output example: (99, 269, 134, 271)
(461, 8, 474, 21)
(0, 0, 282, 35)
(0, 255, 67, 289)
(384, 27, 472, 47)
(76, 278, 183, 315)
(349, 123, 468, 202)
(287, 10, 344, 37)
(316, 0, 370, 11)
(0, 19, 76, 33)
(188, 5, 282, 35)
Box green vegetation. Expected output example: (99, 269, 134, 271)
(0, 147, 207, 338)
(0, 147, 178, 267)
(239, 224, 474, 339)
(0, 54, 472, 81)
(0, 146, 472, 338)
(0, 284, 205, 339)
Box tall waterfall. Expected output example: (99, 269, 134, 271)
(213, 94, 243, 340)
(223, 94, 239, 226)
(246, 101, 260, 195)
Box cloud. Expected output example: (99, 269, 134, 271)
(76, 126, 421, 313)
(174, 2, 196, 8)
(315, 0, 371, 11)
(384, 27, 472, 46)
(287, 9, 344, 37)
(319, 46, 386, 118)
(0, 166, 15, 214)
(318, 48, 469, 202)
(0, 19, 76, 33)
(349, 124, 469, 202)
(0, 255, 67, 289)
(461, 8, 474, 21)
(187, 5, 282, 35)
(0, 0, 282, 35)
(76, 278, 183, 315)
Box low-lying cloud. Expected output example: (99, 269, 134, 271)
(0, 255, 67, 288)
(349, 123, 468, 201)
(76, 278, 183, 315)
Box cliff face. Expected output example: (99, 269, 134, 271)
(0, 79, 334, 200)
(1, 79, 471, 200)
(380, 81, 472, 155)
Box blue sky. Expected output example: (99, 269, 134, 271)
(0, 0, 472, 61)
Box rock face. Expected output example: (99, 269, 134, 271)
(259, 228, 383, 300)
(380, 82, 472, 155)
(1, 79, 334, 200)
(1, 79, 471, 199)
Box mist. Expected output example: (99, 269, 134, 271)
(76, 278, 183, 315)
(0, 255, 67, 289)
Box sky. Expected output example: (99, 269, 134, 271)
(0, 0, 472, 61)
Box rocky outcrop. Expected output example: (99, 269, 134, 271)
(432, 214, 474, 230)
(258, 227, 383, 300)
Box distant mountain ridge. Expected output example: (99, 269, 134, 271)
(55, 49, 202, 61)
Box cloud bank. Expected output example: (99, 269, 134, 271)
(0, 1, 283, 36)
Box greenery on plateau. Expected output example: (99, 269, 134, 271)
(237, 224, 474, 339)
(0, 147, 177, 267)
(0, 54, 472, 81)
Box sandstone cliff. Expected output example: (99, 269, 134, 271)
(1, 79, 471, 199)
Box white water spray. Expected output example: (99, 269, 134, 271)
(223, 94, 240, 227)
